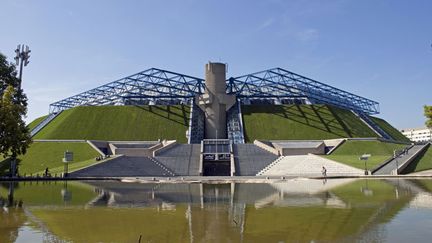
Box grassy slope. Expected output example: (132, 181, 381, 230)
(370, 116, 411, 142)
(241, 104, 378, 142)
(27, 115, 47, 131)
(34, 105, 190, 143)
(402, 145, 432, 173)
(0, 142, 100, 176)
(325, 140, 407, 170)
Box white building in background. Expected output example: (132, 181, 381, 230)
(400, 127, 432, 142)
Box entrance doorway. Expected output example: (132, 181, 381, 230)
(203, 161, 230, 176)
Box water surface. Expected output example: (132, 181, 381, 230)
(1, 179, 432, 242)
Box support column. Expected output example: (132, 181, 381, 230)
(196, 62, 236, 139)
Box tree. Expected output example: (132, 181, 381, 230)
(0, 53, 19, 92)
(425, 105, 432, 129)
(0, 52, 31, 176)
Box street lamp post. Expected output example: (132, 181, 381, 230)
(14, 44, 31, 90)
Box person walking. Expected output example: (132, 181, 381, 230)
(322, 166, 327, 177)
(44, 167, 50, 177)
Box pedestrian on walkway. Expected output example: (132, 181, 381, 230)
(322, 166, 327, 177)
(44, 167, 50, 177)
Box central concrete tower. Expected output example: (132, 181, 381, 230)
(197, 62, 236, 139)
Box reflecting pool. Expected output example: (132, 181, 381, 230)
(1, 179, 432, 242)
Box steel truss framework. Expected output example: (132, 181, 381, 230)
(49, 68, 205, 113)
(227, 68, 379, 114)
(49, 67, 379, 114)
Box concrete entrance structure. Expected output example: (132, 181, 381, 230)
(196, 62, 235, 139)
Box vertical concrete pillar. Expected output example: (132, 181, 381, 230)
(197, 62, 236, 139)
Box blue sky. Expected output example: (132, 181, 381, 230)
(0, 0, 431, 129)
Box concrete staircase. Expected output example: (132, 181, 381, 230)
(233, 144, 279, 176)
(258, 154, 363, 176)
(71, 155, 175, 177)
(154, 144, 202, 176)
(256, 156, 285, 175)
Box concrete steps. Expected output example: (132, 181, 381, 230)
(71, 156, 175, 177)
(233, 144, 279, 176)
(155, 144, 202, 176)
(258, 154, 363, 176)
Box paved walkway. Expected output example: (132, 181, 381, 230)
(374, 145, 426, 175)
(411, 169, 432, 176)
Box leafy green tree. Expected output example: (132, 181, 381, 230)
(0, 53, 19, 92)
(0, 52, 31, 176)
(425, 105, 432, 129)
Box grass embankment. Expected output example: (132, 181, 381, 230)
(0, 142, 100, 176)
(402, 145, 432, 173)
(27, 115, 47, 131)
(241, 104, 378, 142)
(325, 140, 407, 170)
(34, 105, 190, 143)
(370, 116, 411, 142)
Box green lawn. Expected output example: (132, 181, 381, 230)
(241, 104, 378, 142)
(34, 105, 190, 143)
(370, 116, 411, 142)
(0, 142, 100, 176)
(401, 145, 432, 173)
(325, 140, 407, 170)
(35, 158, 108, 175)
(27, 115, 47, 131)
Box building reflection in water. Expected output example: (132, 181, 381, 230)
(2, 179, 432, 242)
(81, 178, 425, 242)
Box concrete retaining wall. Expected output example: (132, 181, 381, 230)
(253, 140, 279, 155)
(152, 140, 178, 157)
